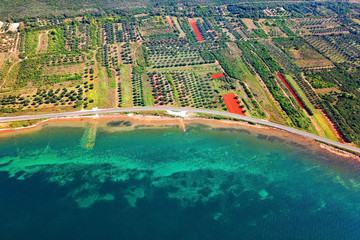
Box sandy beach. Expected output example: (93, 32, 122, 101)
(0, 113, 359, 162)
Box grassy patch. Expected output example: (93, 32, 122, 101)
(165, 73, 179, 104)
(143, 79, 154, 106)
(5, 63, 21, 88)
(98, 66, 116, 108)
(120, 64, 133, 107)
(172, 17, 185, 38)
(24, 31, 39, 56)
(312, 110, 339, 141)
(7, 119, 43, 128)
(47, 28, 66, 53)
(215, 49, 285, 123)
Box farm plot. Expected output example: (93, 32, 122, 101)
(277, 73, 305, 110)
(211, 73, 225, 79)
(166, 16, 175, 28)
(64, 24, 80, 51)
(95, 66, 116, 109)
(24, 30, 39, 55)
(0, 33, 17, 52)
(231, 18, 254, 39)
(307, 34, 360, 65)
(15, 54, 85, 88)
(42, 62, 86, 76)
(273, 37, 333, 69)
(222, 93, 246, 116)
(298, 19, 338, 28)
(309, 26, 348, 35)
(262, 40, 322, 109)
(140, 16, 178, 41)
(188, 18, 204, 42)
(103, 22, 115, 45)
(101, 44, 121, 68)
(114, 23, 123, 42)
(118, 64, 133, 107)
(272, 20, 296, 37)
(47, 28, 67, 53)
(58, 21, 93, 51)
(36, 31, 49, 53)
(296, 18, 346, 35)
(76, 23, 92, 49)
(263, 7, 290, 17)
(305, 35, 345, 63)
(170, 71, 219, 109)
(0, 82, 90, 114)
(147, 72, 175, 106)
(116, 23, 139, 43)
(171, 17, 186, 38)
(117, 78, 122, 107)
(147, 71, 220, 109)
(46, 54, 85, 66)
(241, 18, 258, 30)
(256, 21, 280, 37)
(0, 53, 7, 69)
(237, 41, 313, 130)
(213, 48, 278, 119)
(132, 73, 145, 106)
(213, 17, 241, 41)
(193, 18, 218, 41)
(119, 43, 133, 64)
(145, 41, 220, 68)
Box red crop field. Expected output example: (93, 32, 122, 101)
(211, 73, 225, 79)
(223, 93, 246, 116)
(188, 18, 204, 42)
(166, 16, 176, 29)
(277, 73, 305, 110)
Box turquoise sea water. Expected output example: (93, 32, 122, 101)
(1, 121, 360, 239)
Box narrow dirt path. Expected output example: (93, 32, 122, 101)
(35, 30, 49, 54)
(10, 32, 20, 53)
(35, 32, 43, 53)
(0, 57, 24, 90)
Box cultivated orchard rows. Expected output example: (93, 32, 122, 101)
(1, 2, 360, 144)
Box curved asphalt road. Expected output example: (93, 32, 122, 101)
(1, 106, 360, 154)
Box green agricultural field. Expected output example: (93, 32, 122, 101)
(24, 31, 39, 56)
(1, 1, 360, 145)
(119, 64, 133, 107)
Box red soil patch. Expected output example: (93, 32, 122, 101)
(277, 73, 305, 110)
(166, 16, 176, 29)
(188, 18, 204, 42)
(223, 93, 246, 116)
(211, 73, 225, 79)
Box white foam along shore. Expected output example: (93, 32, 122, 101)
(166, 110, 187, 118)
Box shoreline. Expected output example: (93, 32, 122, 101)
(0, 113, 359, 161)
(0, 107, 359, 155)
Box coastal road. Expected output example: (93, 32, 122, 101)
(1, 107, 360, 154)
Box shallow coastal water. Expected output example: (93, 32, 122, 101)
(1, 118, 360, 240)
